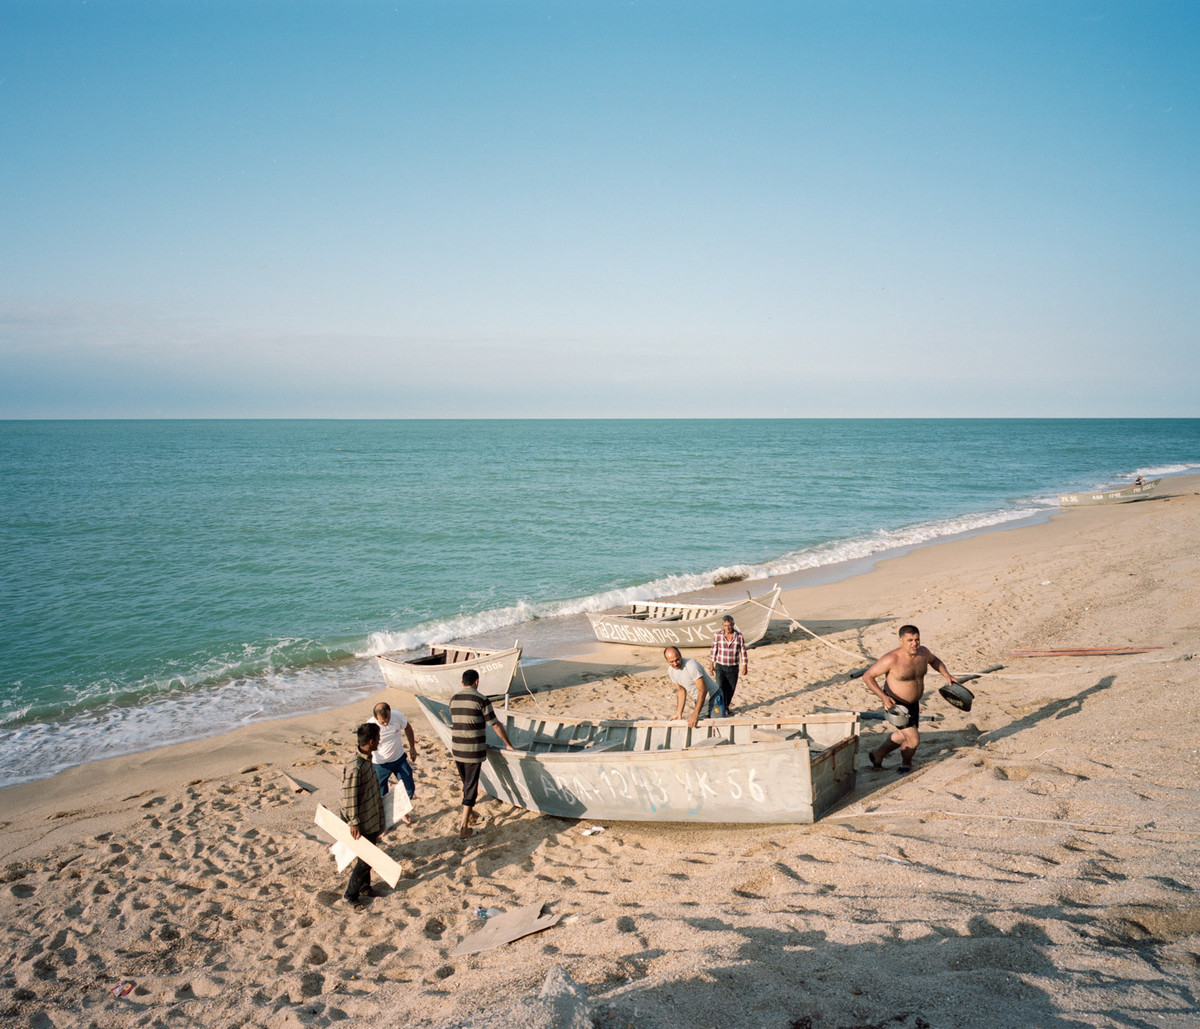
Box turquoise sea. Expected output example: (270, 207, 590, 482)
(2, 418, 1198, 789)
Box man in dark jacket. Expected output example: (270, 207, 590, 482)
(341, 721, 387, 906)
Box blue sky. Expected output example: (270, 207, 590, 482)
(1, 1, 1197, 417)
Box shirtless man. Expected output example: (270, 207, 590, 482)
(861, 624, 958, 774)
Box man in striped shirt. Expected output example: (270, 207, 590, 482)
(450, 669, 516, 840)
(709, 615, 748, 714)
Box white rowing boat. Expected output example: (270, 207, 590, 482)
(586, 585, 781, 649)
(416, 696, 859, 824)
(1058, 478, 1160, 506)
(377, 644, 521, 700)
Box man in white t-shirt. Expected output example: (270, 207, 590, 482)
(664, 646, 722, 727)
(369, 702, 418, 815)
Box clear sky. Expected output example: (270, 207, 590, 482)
(1, 1, 1196, 418)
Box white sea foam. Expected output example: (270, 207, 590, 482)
(1135, 462, 1200, 477)
(0, 660, 383, 790)
(360, 505, 1043, 657)
(1072, 463, 1200, 492)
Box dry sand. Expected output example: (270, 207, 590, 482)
(2, 477, 1199, 1029)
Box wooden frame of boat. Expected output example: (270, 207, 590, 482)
(1058, 478, 1160, 507)
(586, 584, 782, 649)
(417, 695, 859, 824)
(377, 644, 521, 700)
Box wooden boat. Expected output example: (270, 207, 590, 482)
(416, 695, 859, 824)
(586, 585, 782, 649)
(1058, 478, 1160, 506)
(377, 644, 521, 700)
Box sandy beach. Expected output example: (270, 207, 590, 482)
(3, 476, 1198, 1029)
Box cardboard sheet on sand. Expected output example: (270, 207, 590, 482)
(314, 804, 404, 888)
(450, 901, 561, 957)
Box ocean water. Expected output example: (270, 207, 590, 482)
(1, 418, 1197, 789)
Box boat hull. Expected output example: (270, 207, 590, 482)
(416, 696, 858, 824)
(586, 585, 781, 649)
(377, 645, 521, 700)
(1058, 478, 1160, 506)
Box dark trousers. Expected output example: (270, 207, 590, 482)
(345, 830, 380, 900)
(456, 760, 483, 808)
(713, 664, 740, 711)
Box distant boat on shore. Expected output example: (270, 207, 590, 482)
(1058, 478, 1160, 507)
(586, 585, 782, 649)
(416, 696, 859, 824)
(377, 644, 521, 699)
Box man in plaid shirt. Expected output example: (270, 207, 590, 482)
(340, 721, 387, 907)
(709, 615, 748, 714)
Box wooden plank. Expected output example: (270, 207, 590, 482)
(314, 805, 404, 888)
(1009, 647, 1160, 654)
(751, 727, 797, 743)
(685, 736, 732, 750)
(1008, 647, 1156, 652)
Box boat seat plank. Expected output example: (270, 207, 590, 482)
(751, 727, 805, 743)
(685, 736, 732, 749)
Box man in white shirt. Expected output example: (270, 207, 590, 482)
(664, 646, 721, 728)
(369, 702, 418, 816)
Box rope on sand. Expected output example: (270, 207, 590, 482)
(740, 591, 868, 663)
(507, 661, 553, 717)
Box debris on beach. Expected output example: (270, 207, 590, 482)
(450, 900, 561, 957)
(279, 772, 313, 793)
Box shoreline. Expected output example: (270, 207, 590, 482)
(0, 478, 1187, 812)
(2, 475, 1198, 1028)
(0, 499, 1061, 793)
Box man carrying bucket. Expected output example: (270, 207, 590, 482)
(861, 624, 959, 774)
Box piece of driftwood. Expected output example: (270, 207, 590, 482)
(450, 901, 561, 957)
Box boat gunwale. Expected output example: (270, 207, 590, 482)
(588, 584, 782, 622)
(486, 730, 859, 764)
(495, 709, 858, 732)
(377, 644, 521, 672)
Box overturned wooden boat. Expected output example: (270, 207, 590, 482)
(586, 584, 782, 649)
(377, 644, 521, 700)
(1058, 478, 1160, 506)
(416, 695, 859, 823)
